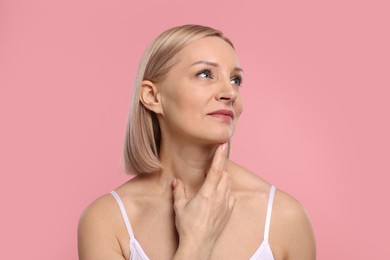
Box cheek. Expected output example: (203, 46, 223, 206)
(170, 88, 208, 115)
(161, 93, 202, 125)
(234, 96, 244, 118)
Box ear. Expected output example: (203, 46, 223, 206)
(139, 80, 162, 114)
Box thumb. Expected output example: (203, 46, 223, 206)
(172, 178, 187, 206)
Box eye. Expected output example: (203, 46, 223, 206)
(196, 69, 214, 79)
(231, 75, 243, 87)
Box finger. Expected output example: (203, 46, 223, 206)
(172, 178, 187, 208)
(201, 143, 228, 193)
(221, 195, 235, 224)
(228, 194, 236, 211)
(216, 170, 230, 195)
(216, 171, 232, 210)
(210, 143, 228, 174)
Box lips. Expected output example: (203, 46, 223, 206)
(207, 109, 234, 120)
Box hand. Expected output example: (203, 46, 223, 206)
(172, 143, 235, 258)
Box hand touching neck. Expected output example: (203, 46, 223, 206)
(158, 141, 220, 198)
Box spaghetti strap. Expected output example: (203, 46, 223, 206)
(263, 186, 276, 240)
(111, 191, 135, 240)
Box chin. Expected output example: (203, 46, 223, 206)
(185, 125, 236, 145)
(200, 132, 233, 145)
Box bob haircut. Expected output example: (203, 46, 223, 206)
(124, 24, 234, 175)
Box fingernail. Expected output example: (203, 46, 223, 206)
(222, 143, 227, 151)
(172, 178, 177, 187)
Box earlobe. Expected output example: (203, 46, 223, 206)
(140, 80, 162, 114)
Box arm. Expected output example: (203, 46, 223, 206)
(78, 196, 126, 260)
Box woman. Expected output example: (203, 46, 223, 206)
(78, 24, 316, 260)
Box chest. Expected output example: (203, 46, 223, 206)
(118, 199, 272, 260)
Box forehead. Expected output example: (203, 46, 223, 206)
(175, 36, 241, 68)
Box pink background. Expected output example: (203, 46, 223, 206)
(1, 0, 389, 259)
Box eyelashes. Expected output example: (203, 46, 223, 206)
(196, 69, 214, 79)
(231, 75, 243, 86)
(195, 69, 243, 87)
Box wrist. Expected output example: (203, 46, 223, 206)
(173, 239, 213, 260)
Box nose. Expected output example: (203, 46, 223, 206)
(216, 79, 239, 103)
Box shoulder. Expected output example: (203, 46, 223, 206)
(271, 189, 316, 259)
(78, 193, 119, 231)
(227, 159, 313, 224)
(227, 160, 316, 259)
(272, 188, 313, 233)
(226, 160, 275, 217)
(78, 193, 126, 260)
(227, 160, 272, 193)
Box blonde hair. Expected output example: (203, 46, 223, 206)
(124, 24, 234, 175)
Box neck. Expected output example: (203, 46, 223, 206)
(157, 140, 219, 197)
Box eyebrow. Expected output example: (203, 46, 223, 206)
(190, 60, 243, 72)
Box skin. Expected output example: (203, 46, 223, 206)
(78, 37, 316, 259)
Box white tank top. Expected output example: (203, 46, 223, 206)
(111, 186, 276, 260)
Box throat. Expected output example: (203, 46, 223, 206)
(158, 142, 218, 197)
(163, 161, 209, 197)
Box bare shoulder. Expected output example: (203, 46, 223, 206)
(272, 188, 316, 259)
(228, 160, 316, 260)
(78, 193, 126, 260)
(272, 187, 313, 232)
(227, 160, 272, 194)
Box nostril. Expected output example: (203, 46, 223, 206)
(220, 97, 231, 100)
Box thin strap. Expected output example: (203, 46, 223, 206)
(110, 191, 135, 239)
(264, 185, 276, 240)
